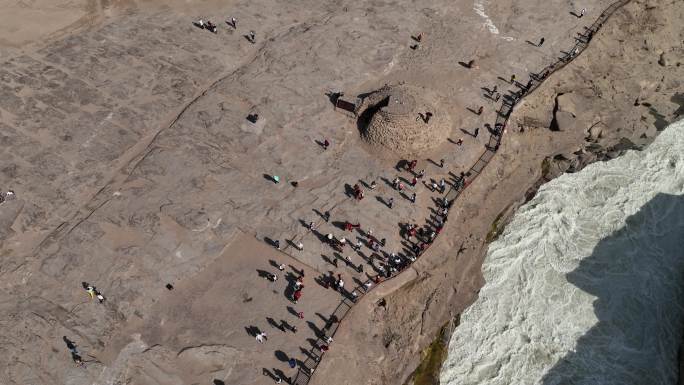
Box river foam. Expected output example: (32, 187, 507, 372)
(441, 119, 684, 385)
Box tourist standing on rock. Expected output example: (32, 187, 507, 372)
(249, 30, 256, 43)
(351, 241, 360, 251)
(442, 197, 450, 208)
(410, 192, 416, 203)
(325, 314, 337, 329)
(510, 74, 516, 84)
(474, 127, 480, 137)
(439, 158, 445, 168)
(387, 197, 394, 209)
(579, 8, 586, 18)
(417, 169, 425, 179)
(63, 336, 77, 353)
(208, 21, 218, 33)
(337, 274, 344, 291)
(229, 17, 237, 28)
(256, 332, 267, 343)
(456, 171, 465, 190)
(324, 210, 330, 222)
(370, 180, 377, 189)
(63, 336, 82, 365)
(353, 184, 365, 200)
(94, 288, 105, 303)
(274, 239, 281, 250)
(323, 139, 330, 150)
(476, 106, 483, 115)
(72, 352, 84, 366)
(538, 37, 545, 47)
(439, 178, 446, 193)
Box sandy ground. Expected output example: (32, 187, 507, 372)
(321, 2, 684, 384)
(0, 0, 681, 384)
(0, 0, 90, 48)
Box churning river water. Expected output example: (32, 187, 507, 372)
(441, 119, 684, 385)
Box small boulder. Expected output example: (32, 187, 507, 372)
(658, 52, 670, 67)
(588, 123, 603, 140)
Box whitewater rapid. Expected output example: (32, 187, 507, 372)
(441, 119, 684, 385)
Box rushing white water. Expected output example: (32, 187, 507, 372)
(441, 119, 684, 385)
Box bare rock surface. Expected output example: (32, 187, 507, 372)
(0, 0, 681, 384)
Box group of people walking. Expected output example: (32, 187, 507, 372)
(195, 15, 256, 43)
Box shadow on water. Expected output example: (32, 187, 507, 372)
(540, 193, 684, 385)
